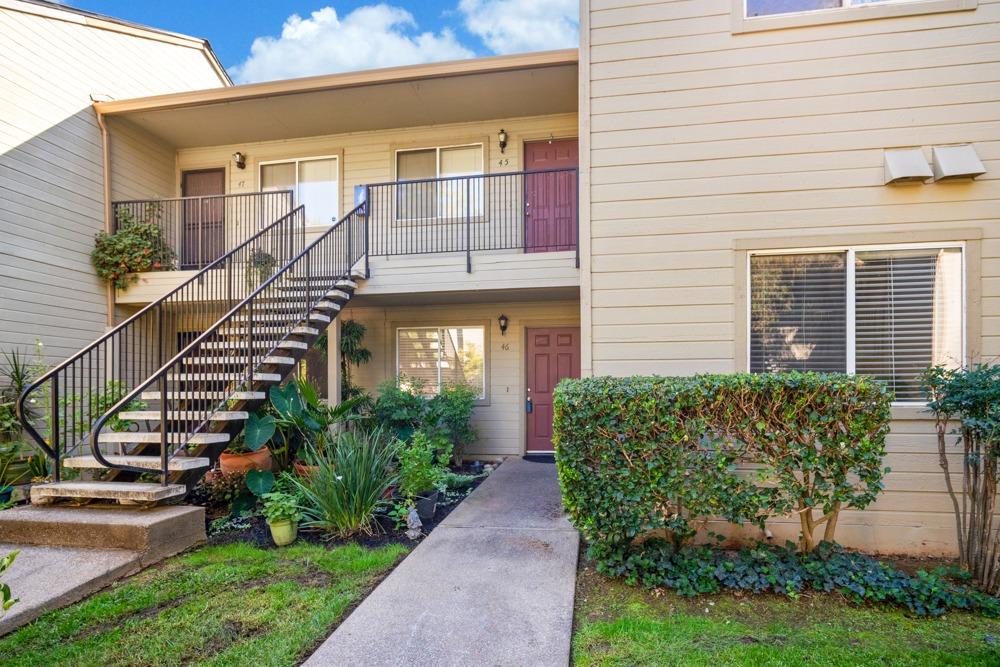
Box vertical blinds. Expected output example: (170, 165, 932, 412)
(750, 252, 848, 373)
(750, 247, 963, 403)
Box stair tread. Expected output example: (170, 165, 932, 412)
(230, 312, 330, 322)
(63, 455, 210, 471)
(31, 481, 186, 502)
(218, 326, 319, 336)
(183, 355, 295, 365)
(201, 340, 308, 350)
(97, 432, 229, 444)
(139, 390, 265, 400)
(166, 372, 281, 382)
(119, 410, 248, 421)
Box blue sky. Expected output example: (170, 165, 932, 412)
(65, 1, 578, 83)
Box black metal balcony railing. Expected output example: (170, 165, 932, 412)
(112, 191, 295, 270)
(365, 168, 579, 272)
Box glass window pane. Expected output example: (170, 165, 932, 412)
(260, 162, 295, 193)
(746, 0, 842, 16)
(439, 146, 483, 176)
(397, 328, 440, 396)
(750, 252, 848, 373)
(855, 247, 962, 402)
(397, 149, 437, 220)
(440, 327, 486, 398)
(439, 146, 484, 218)
(298, 158, 339, 226)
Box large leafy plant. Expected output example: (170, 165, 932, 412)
(0, 550, 17, 617)
(398, 430, 447, 498)
(554, 373, 892, 556)
(92, 208, 175, 290)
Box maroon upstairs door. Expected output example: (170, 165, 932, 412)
(524, 139, 578, 253)
(181, 169, 226, 269)
(526, 327, 581, 453)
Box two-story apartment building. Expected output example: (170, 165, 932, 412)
(3, 0, 997, 555)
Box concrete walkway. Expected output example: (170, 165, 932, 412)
(305, 458, 580, 667)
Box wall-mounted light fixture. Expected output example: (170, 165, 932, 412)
(232, 151, 247, 170)
(498, 313, 509, 336)
(498, 129, 508, 154)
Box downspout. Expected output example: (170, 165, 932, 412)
(94, 105, 114, 328)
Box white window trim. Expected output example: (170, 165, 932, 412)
(732, 0, 976, 33)
(745, 241, 966, 406)
(395, 325, 488, 401)
(258, 154, 341, 225)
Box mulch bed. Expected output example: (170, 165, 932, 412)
(203, 463, 488, 550)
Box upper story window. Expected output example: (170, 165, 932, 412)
(261, 155, 339, 226)
(747, 0, 894, 16)
(749, 244, 964, 403)
(396, 326, 486, 399)
(395, 144, 484, 220)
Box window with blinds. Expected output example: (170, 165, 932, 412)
(396, 326, 486, 398)
(750, 245, 963, 403)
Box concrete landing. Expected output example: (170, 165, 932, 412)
(304, 458, 579, 667)
(0, 543, 140, 635)
(0, 504, 206, 636)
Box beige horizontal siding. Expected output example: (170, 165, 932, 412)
(0, 4, 225, 364)
(345, 299, 580, 458)
(583, 0, 999, 554)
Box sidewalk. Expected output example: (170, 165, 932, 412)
(304, 457, 579, 666)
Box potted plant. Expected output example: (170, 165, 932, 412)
(398, 430, 445, 521)
(261, 491, 301, 546)
(0, 443, 26, 505)
(219, 414, 274, 474)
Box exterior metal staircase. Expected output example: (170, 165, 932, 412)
(17, 202, 368, 505)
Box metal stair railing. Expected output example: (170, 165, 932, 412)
(16, 205, 307, 480)
(89, 203, 368, 482)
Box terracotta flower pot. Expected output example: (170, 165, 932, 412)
(268, 518, 298, 546)
(293, 461, 319, 479)
(219, 446, 272, 474)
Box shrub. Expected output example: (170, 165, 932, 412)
(91, 210, 175, 290)
(398, 430, 447, 498)
(191, 471, 247, 508)
(554, 373, 892, 554)
(924, 363, 1000, 594)
(292, 427, 398, 536)
(428, 383, 478, 461)
(597, 539, 1000, 617)
(373, 378, 428, 440)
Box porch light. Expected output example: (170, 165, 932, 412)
(232, 151, 247, 170)
(498, 129, 508, 154)
(498, 314, 509, 336)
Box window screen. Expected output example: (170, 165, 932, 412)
(397, 326, 486, 398)
(750, 252, 848, 373)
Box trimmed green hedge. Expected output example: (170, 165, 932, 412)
(553, 373, 892, 553)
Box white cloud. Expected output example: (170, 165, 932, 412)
(230, 5, 474, 83)
(458, 0, 578, 55)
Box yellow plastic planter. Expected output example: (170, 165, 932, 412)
(267, 518, 298, 546)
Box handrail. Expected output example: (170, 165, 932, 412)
(16, 201, 305, 479)
(113, 190, 294, 270)
(88, 203, 367, 480)
(365, 167, 578, 272)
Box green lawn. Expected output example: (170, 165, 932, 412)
(0, 542, 407, 667)
(574, 561, 1000, 667)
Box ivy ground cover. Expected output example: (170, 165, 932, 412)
(0, 542, 406, 667)
(574, 559, 1000, 667)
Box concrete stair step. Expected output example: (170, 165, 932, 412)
(201, 340, 308, 351)
(0, 504, 205, 556)
(63, 455, 210, 471)
(229, 312, 331, 324)
(217, 326, 319, 337)
(139, 390, 265, 400)
(165, 372, 281, 382)
(96, 432, 229, 445)
(119, 410, 248, 421)
(182, 355, 295, 366)
(30, 482, 187, 504)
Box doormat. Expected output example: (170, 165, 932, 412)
(523, 454, 555, 463)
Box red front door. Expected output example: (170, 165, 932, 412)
(181, 169, 226, 269)
(524, 139, 578, 253)
(526, 327, 581, 453)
